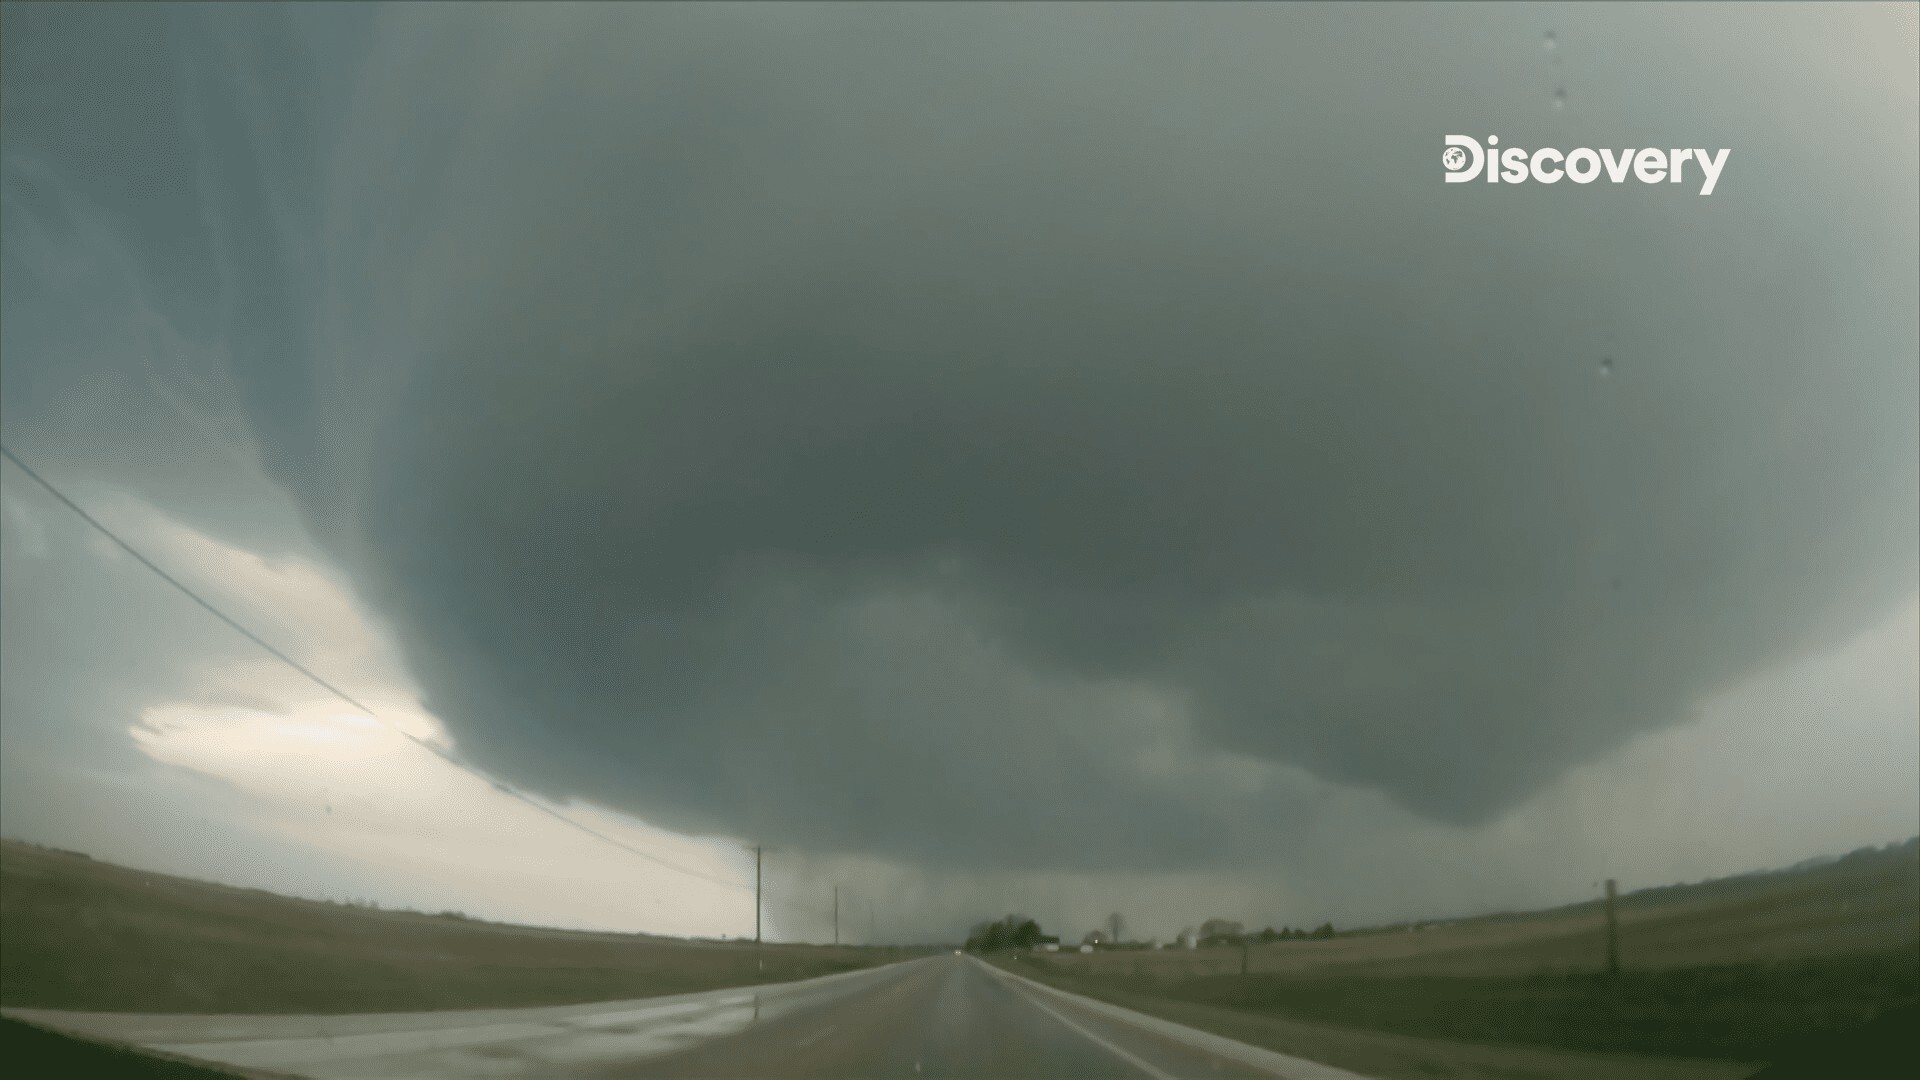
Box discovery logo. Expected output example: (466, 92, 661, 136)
(1443, 137, 1730, 195)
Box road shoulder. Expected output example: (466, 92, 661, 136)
(989, 958, 1755, 1080)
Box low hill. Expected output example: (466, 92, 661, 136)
(0, 839, 889, 1014)
(1057, 838, 1918, 981)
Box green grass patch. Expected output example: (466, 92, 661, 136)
(1125, 950, 1919, 1061)
(1, 841, 888, 1014)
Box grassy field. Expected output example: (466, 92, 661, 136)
(1003, 839, 1919, 1079)
(1054, 839, 1920, 982)
(1026, 955, 1916, 1060)
(0, 839, 895, 1014)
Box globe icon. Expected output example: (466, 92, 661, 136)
(1442, 146, 1469, 171)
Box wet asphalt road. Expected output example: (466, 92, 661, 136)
(5, 954, 1370, 1079)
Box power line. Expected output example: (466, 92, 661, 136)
(0, 444, 755, 894)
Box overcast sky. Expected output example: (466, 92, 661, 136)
(2, 1, 1916, 945)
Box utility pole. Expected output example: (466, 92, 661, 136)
(754, 846, 763, 944)
(1603, 878, 1620, 977)
(833, 886, 840, 947)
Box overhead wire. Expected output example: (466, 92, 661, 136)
(0, 443, 756, 895)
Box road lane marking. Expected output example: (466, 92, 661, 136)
(998, 975, 1178, 1080)
(976, 959, 1373, 1080)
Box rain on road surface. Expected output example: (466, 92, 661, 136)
(5, 953, 1370, 1079)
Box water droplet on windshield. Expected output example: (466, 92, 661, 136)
(1553, 87, 1568, 109)
(1599, 356, 1614, 376)
(1544, 30, 1558, 51)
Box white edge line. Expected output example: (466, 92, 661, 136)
(977, 957, 1375, 1080)
(996, 972, 1178, 1080)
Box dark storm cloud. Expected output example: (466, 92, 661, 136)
(4, 3, 1915, 869)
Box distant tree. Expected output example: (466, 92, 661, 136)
(1199, 917, 1243, 940)
(1009, 918, 1043, 949)
(1257, 926, 1279, 943)
(1310, 922, 1335, 940)
(967, 914, 1044, 952)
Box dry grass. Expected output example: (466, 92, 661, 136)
(1004, 841, 1918, 1077)
(1051, 840, 1919, 982)
(1001, 977, 1760, 1080)
(0, 839, 895, 1014)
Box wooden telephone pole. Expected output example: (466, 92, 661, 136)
(833, 886, 840, 947)
(1603, 878, 1620, 976)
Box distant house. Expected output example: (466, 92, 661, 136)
(1078, 943, 1093, 953)
(1177, 928, 1199, 949)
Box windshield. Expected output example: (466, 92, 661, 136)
(2, 4, 1915, 1079)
